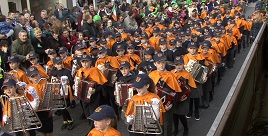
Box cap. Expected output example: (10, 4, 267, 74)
(115, 32, 121, 37)
(140, 23, 146, 27)
(58, 47, 68, 53)
(200, 42, 211, 48)
(116, 45, 125, 51)
(174, 56, 184, 64)
(144, 46, 155, 55)
(132, 74, 152, 89)
(7, 56, 20, 63)
(117, 24, 123, 29)
(99, 39, 107, 44)
(170, 39, 176, 45)
(133, 33, 139, 37)
(120, 61, 130, 69)
(227, 29, 232, 33)
(75, 44, 85, 51)
(26, 66, 39, 77)
(176, 37, 182, 42)
(28, 53, 39, 60)
(53, 56, 63, 64)
(1, 79, 17, 90)
(187, 42, 197, 48)
(141, 34, 148, 39)
(159, 38, 167, 45)
(153, 53, 166, 62)
(81, 54, 92, 61)
(88, 105, 116, 121)
(127, 44, 135, 49)
(89, 37, 96, 42)
(153, 27, 160, 33)
(204, 40, 213, 48)
(98, 46, 107, 54)
(48, 49, 56, 55)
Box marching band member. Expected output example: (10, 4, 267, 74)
(87, 105, 121, 136)
(28, 52, 49, 79)
(45, 49, 57, 76)
(50, 56, 74, 130)
(115, 45, 135, 70)
(125, 74, 165, 136)
(26, 66, 53, 136)
(149, 53, 182, 136)
(124, 44, 142, 67)
(75, 54, 108, 131)
(58, 47, 74, 71)
(184, 42, 206, 121)
(171, 56, 197, 136)
(118, 61, 136, 83)
(137, 46, 156, 74)
(7, 55, 30, 84)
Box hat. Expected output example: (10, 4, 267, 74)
(115, 32, 121, 37)
(53, 56, 63, 64)
(58, 47, 68, 53)
(174, 56, 184, 64)
(140, 23, 146, 27)
(117, 24, 123, 29)
(26, 66, 39, 77)
(98, 47, 107, 54)
(153, 27, 160, 33)
(127, 44, 135, 49)
(170, 39, 176, 45)
(204, 40, 213, 48)
(28, 53, 39, 60)
(48, 49, 56, 54)
(75, 44, 85, 51)
(1, 79, 17, 90)
(141, 34, 148, 39)
(144, 46, 155, 55)
(200, 42, 210, 48)
(153, 53, 166, 62)
(89, 37, 96, 42)
(227, 29, 232, 33)
(99, 39, 107, 44)
(187, 42, 197, 48)
(7, 56, 20, 63)
(120, 61, 130, 69)
(133, 33, 139, 37)
(159, 38, 167, 45)
(81, 54, 92, 61)
(88, 105, 116, 121)
(116, 45, 125, 51)
(176, 37, 182, 42)
(132, 74, 152, 89)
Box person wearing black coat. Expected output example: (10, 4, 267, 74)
(250, 20, 263, 42)
(47, 30, 66, 52)
(31, 29, 50, 65)
(158, 38, 174, 62)
(82, 14, 100, 40)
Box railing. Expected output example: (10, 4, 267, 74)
(207, 22, 267, 136)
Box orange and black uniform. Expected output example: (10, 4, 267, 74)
(29, 78, 53, 133)
(87, 127, 122, 136)
(33, 64, 50, 79)
(62, 56, 74, 71)
(76, 67, 108, 130)
(9, 69, 30, 84)
(149, 70, 181, 136)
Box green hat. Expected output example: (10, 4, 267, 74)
(93, 15, 101, 23)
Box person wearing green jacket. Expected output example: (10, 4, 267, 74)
(11, 30, 35, 68)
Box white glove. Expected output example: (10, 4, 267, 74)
(30, 99, 40, 111)
(3, 115, 8, 124)
(151, 98, 160, 120)
(97, 64, 106, 74)
(61, 76, 69, 85)
(16, 81, 27, 88)
(27, 86, 39, 100)
(126, 115, 134, 124)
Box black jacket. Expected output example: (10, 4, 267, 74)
(50, 68, 74, 86)
(157, 49, 174, 62)
(82, 22, 100, 39)
(47, 34, 66, 52)
(31, 36, 50, 64)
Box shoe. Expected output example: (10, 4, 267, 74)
(61, 123, 68, 130)
(67, 121, 74, 130)
(183, 130, 189, 136)
(195, 114, 200, 121)
(80, 113, 86, 120)
(186, 112, 192, 119)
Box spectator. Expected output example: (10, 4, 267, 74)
(77, 5, 89, 31)
(124, 10, 138, 30)
(61, 28, 78, 51)
(13, 14, 27, 40)
(255, 0, 262, 10)
(11, 30, 35, 68)
(250, 11, 263, 42)
(120, 0, 130, 12)
(38, 10, 48, 28)
(29, 20, 39, 39)
(82, 13, 100, 40)
(31, 27, 50, 64)
(54, 3, 69, 21)
(0, 40, 10, 71)
(47, 28, 66, 52)
(0, 15, 14, 45)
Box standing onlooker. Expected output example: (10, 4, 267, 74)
(54, 3, 69, 21)
(82, 13, 100, 40)
(61, 28, 78, 51)
(38, 10, 48, 28)
(31, 27, 50, 65)
(13, 14, 27, 40)
(11, 30, 35, 68)
(124, 10, 138, 30)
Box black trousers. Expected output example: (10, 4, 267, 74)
(173, 114, 188, 135)
(163, 109, 173, 136)
(189, 98, 200, 115)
